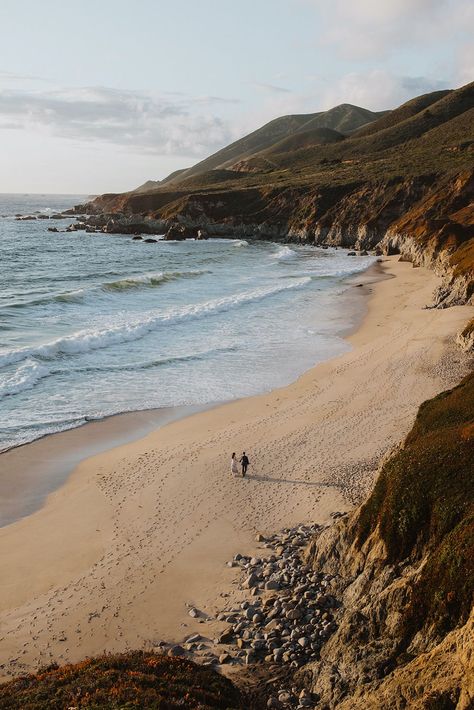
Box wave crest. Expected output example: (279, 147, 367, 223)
(0, 359, 50, 398)
(0, 277, 311, 370)
(272, 246, 297, 260)
(1, 270, 208, 310)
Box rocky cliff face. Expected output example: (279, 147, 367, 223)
(78, 169, 474, 308)
(301, 373, 474, 709)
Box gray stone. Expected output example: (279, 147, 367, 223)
(168, 645, 185, 657)
(243, 573, 259, 589)
(217, 627, 234, 644)
(265, 580, 280, 591)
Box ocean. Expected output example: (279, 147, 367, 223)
(0, 194, 375, 451)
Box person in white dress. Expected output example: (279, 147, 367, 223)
(231, 452, 239, 476)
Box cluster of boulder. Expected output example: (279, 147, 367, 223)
(163, 224, 209, 240)
(210, 525, 340, 672)
(153, 524, 342, 708)
(41, 214, 210, 242)
(12, 212, 71, 221)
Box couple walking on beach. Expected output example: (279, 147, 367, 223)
(231, 452, 250, 478)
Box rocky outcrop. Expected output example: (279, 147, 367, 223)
(301, 373, 474, 709)
(457, 318, 474, 352)
(77, 170, 473, 307)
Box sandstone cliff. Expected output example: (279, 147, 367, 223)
(302, 373, 474, 709)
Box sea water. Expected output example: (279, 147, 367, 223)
(0, 194, 375, 451)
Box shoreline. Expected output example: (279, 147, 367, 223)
(0, 404, 216, 528)
(0, 257, 472, 680)
(0, 259, 382, 528)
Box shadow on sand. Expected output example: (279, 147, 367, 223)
(244, 473, 327, 487)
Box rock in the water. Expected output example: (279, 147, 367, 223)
(164, 223, 187, 240)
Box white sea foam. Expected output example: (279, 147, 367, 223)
(0, 359, 51, 398)
(298, 255, 376, 279)
(0, 277, 311, 369)
(272, 246, 297, 260)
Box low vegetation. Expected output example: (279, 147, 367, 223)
(0, 651, 244, 710)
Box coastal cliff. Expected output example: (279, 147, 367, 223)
(303, 372, 474, 709)
(73, 81, 474, 308)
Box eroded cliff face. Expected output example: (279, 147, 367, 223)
(301, 373, 474, 709)
(80, 169, 474, 308)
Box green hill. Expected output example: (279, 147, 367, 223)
(162, 103, 385, 185)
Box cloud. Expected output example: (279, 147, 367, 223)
(0, 85, 239, 157)
(316, 71, 450, 111)
(251, 82, 293, 94)
(301, 0, 474, 65)
(236, 70, 451, 138)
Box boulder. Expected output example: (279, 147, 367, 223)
(265, 580, 280, 591)
(217, 627, 234, 644)
(167, 645, 185, 657)
(164, 224, 187, 241)
(243, 573, 259, 589)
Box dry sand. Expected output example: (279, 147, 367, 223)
(0, 257, 472, 679)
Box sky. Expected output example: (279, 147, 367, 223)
(0, 0, 472, 194)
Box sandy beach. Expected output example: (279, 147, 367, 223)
(0, 257, 472, 680)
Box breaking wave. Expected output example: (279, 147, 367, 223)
(1, 270, 208, 310)
(272, 246, 297, 260)
(0, 277, 311, 370)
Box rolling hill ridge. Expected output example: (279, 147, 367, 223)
(78, 81, 474, 307)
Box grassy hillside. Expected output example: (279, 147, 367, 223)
(162, 103, 384, 185)
(354, 89, 452, 137)
(0, 652, 244, 709)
